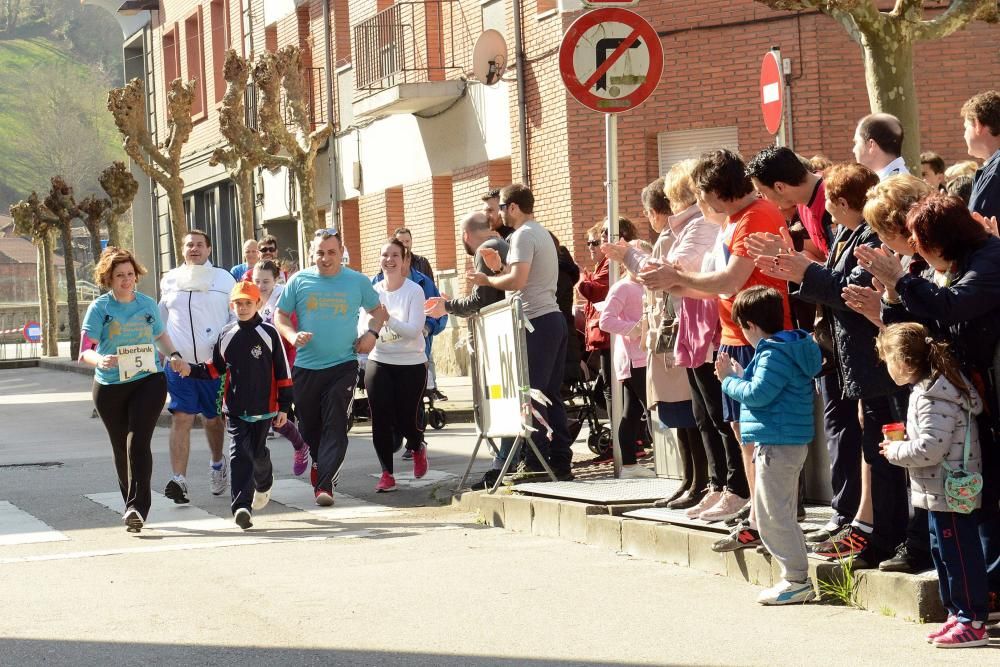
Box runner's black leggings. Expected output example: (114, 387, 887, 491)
(92, 372, 167, 520)
(365, 360, 427, 475)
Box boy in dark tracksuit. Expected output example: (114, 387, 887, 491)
(175, 281, 292, 529)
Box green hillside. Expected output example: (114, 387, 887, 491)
(0, 37, 122, 209)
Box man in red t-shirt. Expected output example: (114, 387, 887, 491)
(640, 149, 792, 541)
(746, 145, 833, 261)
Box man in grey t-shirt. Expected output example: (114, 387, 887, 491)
(468, 184, 574, 480)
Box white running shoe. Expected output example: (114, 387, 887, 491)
(123, 508, 144, 533)
(757, 579, 816, 605)
(619, 464, 656, 479)
(251, 487, 271, 510)
(685, 489, 722, 519)
(210, 462, 228, 496)
(698, 489, 749, 523)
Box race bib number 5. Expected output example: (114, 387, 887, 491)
(117, 343, 156, 381)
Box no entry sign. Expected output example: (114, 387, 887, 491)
(559, 8, 663, 113)
(23, 321, 41, 343)
(760, 50, 784, 135)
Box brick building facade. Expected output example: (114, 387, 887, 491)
(109, 0, 997, 299)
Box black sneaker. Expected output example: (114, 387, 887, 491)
(428, 388, 448, 402)
(555, 470, 575, 482)
(725, 504, 751, 527)
(234, 508, 253, 530)
(712, 524, 762, 552)
(402, 449, 414, 460)
(164, 479, 189, 504)
(471, 469, 501, 491)
(879, 543, 933, 573)
(123, 508, 143, 533)
(805, 524, 845, 544)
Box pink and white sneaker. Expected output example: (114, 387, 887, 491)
(376, 472, 396, 493)
(933, 621, 988, 648)
(926, 615, 958, 643)
(412, 445, 428, 479)
(292, 445, 309, 477)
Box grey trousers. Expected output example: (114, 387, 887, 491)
(754, 444, 810, 583)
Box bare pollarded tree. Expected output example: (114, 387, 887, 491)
(216, 46, 333, 241)
(45, 177, 83, 359)
(757, 0, 999, 167)
(98, 161, 139, 249)
(11, 193, 59, 357)
(107, 78, 195, 259)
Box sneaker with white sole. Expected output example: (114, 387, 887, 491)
(123, 508, 144, 533)
(685, 489, 723, 519)
(234, 508, 253, 530)
(209, 462, 228, 496)
(620, 464, 656, 479)
(251, 487, 271, 510)
(164, 478, 190, 504)
(757, 579, 816, 605)
(698, 489, 749, 523)
(933, 621, 988, 648)
(314, 489, 334, 506)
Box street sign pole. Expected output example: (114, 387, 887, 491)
(606, 112, 622, 477)
(772, 47, 786, 148)
(559, 6, 662, 479)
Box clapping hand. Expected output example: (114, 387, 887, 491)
(637, 261, 681, 291)
(842, 278, 885, 328)
(714, 351, 742, 381)
(479, 247, 502, 272)
(854, 244, 905, 288)
(425, 296, 447, 318)
(755, 250, 813, 283)
(600, 240, 630, 263)
(746, 227, 794, 259)
(973, 212, 999, 237)
(467, 270, 489, 287)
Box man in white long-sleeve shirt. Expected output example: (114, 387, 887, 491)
(158, 230, 236, 503)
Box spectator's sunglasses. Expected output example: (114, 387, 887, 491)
(259, 244, 277, 253)
(586, 239, 601, 247)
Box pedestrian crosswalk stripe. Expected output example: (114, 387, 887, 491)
(0, 501, 69, 546)
(86, 492, 236, 533)
(268, 479, 393, 519)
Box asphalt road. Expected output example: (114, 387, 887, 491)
(0, 367, 994, 666)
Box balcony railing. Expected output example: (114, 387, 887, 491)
(353, 1, 467, 93)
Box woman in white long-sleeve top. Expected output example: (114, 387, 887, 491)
(366, 239, 429, 492)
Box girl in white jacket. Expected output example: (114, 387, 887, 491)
(877, 322, 988, 649)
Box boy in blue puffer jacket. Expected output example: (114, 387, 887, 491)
(716, 286, 822, 606)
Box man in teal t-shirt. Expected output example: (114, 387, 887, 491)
(275, 231, 387, 505)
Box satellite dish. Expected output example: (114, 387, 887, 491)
(472, 30, 508, 87)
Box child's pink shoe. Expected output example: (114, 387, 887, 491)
(933, 621, 988, 648)
(925, 616, 957, 643)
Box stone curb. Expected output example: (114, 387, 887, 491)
(456, 490, 946, 623)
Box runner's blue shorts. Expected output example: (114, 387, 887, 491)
(166, 363, 223, 418)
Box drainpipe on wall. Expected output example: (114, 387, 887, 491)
(323, 0, 340, 231)
(512, 0, 530, 187)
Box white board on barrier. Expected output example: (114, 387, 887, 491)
(474, 300, 525, 438)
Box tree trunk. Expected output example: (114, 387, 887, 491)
(106, 212, 121, 249)
(166, 183, 186, 262)
(58, 224, 81, 359)
(39, 233, 58, 357)
(233, 167, 256, 242)
(295, 164, 321, 239)
(84, 218, 103, 271)
(858, 24, 920, 170)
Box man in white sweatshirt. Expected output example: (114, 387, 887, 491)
(158, 230, 236, 503)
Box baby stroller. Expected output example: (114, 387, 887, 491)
(347, 359, 370, 432)
(563, 359, 612, 454)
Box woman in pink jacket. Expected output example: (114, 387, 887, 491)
(599, 240, 656, 478)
